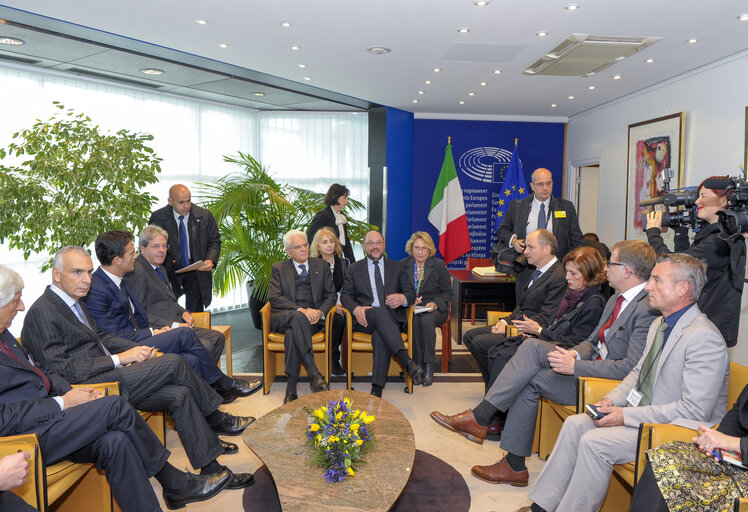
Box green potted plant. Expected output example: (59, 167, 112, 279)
(0, 102, 161, 269)
(198, 151, 373, 328)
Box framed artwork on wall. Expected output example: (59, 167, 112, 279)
(625, 112, 686, 239)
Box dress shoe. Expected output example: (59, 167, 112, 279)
(470, 457, 529, 487)
(405, 360, 424, 385)
(221, 440, 238, 454)
(210, 414, 255, 436)
(485, 419, 505, 441)
(283, 392, 298, 404)
(370, 386, 382, 398)
(218, 378, 263, 403)
(309, 372, 329, 393)
(515, 507, 533, 512)
(331, 362, 346, 377)
(163, 470, 231, 510)
(422, 362, 434, 386)
(201, 466, 254, 490)
(429, 409, 487, 444)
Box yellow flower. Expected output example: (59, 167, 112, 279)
(359, 411, 367, 421)
(335, 411, 343, 421)
(343, 397, 351, 408)
(355, 439, 363, 446)
(328, 435, 338, 443)
(350, 423, 360, 430)
(313, 409, 325, 419)
(316, 434, 322, 443)
(363, 415, 375, 424)
(347, 467, 355, 476)
(351, 410, 360, 419)
(309, 424, 319, 432)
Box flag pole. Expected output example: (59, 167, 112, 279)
(448, 136, 452, 145)
(514, 138, 518, 147)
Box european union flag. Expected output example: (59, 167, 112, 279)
(493, 145, 528, 233)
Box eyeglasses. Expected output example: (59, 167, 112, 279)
(364, 241, 384, 247)
(607, 261, 628, 269)
(412, 246, 430, 252)
(149, 244, 169, 250)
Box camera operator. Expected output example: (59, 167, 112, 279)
(645, 176, 745, 347)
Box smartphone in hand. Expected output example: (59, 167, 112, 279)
(585, 404, 609, 420)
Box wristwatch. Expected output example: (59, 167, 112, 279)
(537, 327, 543, 336)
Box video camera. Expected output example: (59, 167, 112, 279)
(639, 168, 705, 231)
(709, 176, 748, 239)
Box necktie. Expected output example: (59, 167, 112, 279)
(119, 282, 139, 329)
(528, 269, 542, 288)
(178, 215, 190, 267)
(635, 319, 670, 406)
(0, 338, 51, 392)
(596, 295, 625, 360)
(538, 203, 548, 230)
(299, 263, 308, 280)
(373, 260, 386, 307)
(155, 266, 169, 286)
(72, 302, 112, 356)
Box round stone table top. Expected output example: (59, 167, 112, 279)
(243, 389, 416, 512)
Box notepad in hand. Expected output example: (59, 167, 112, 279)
(413, 306, 431, 315)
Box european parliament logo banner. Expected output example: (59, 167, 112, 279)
(412, 119, 565, 269)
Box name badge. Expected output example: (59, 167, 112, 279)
(627, 388, 643, 407)
(598, 342, 609, 360)
(554, 210, 567, 218)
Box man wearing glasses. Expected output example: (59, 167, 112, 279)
(341, 230, 423, 397)
(430, 240, 659, 486)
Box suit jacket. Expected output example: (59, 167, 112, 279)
(571, 288, 659, 380)
(538, 287, 605, 346)
(84, 268, 170, 342)
(509, 259, 567, 327)
(399, 256, 452, 312)
(605, 304, 729, 430)
(0, 330, 71, 438)
(307, 206, 356, 262)
(716, 383, 748, 465)
(21, 287, 139, 393)
(124, 255, 186, 325)
(268, 258, 337, 331)
(497, 195, 585, 258)
(148, 203, 221, 307)
(341, 257, 415, 323)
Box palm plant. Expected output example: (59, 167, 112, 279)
(197, 151, 373, 308)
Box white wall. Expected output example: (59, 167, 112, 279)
(566, 49, 748, 365)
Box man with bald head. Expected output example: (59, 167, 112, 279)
(497, 167, 584, 261)
(148, 184, 221, 313)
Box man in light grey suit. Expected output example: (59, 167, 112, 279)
(430, 240, 659, 486)
(124, 225, 225, 362)
(521, 252, 729, 512)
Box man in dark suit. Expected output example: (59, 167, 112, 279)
(0, 264, 231, 511)
(269, 230, 337, 403)
(21, 247, 255, 491)
(124, 225, 225, 362)
(463, 229, 567, 388)
(85, 230, 261, 403)
(497, 168, 584, 260)
(340, 230, 423, 397)
(148, 184, 221, 313)
(431, 240, 659, 487)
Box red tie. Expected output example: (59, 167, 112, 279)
(0, 339, 51, 392)
(596, 295, 625, 360)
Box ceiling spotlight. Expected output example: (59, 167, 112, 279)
(433, 68, 441, 72)
(281, 21, 291, 27)
(425, 80, 432, 84)
(468, 92, 475, 96)
(140, 68, 164, 75)
(0, 37, 23, 45)
(474, 1, 489, 6)
(366, 46, 391, 55)
(298, 64, 306, 68)
(251, 92, 265, 97)
(587, 85, 595, 90)
(537, 31, 548, 37)
(565, 3, 580, 10)
(195, 19, 207, 25)
(458, 27, 471, 34)
(412, 99, 419, 103)
(646, 58, 654, 63)
(739, 13, 748, 22)
(493, 69, 501, 75)
(568, 95, 574, 99)
(218, 43, 228, 48)
(303, 76, 311, 81)
(551, 104, 557, 108)
(687, 38, 697, 44)
(459, 101, 465, 105)
(480, 81, 487, 86)
(291, 45, 300, 50)
(416, 90, 424, 95)
(612, 74, 622, 80)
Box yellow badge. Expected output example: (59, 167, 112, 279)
(554, 210, 567, 218)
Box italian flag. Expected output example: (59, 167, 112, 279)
(427, 143, 471, 264)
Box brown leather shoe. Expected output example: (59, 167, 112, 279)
(471, 457, 529, 486)
(515, 507, 532, 512)
(429, 409, 487, 444)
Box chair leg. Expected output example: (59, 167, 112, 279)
(441, 321, 451, 373)
(471, 304, 476, 325)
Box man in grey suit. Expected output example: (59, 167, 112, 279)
(21, 246, 255, 490)
(124, 225, 225, 362)
(430, 240, 658, 486)
(269, 230, 337, 404)
(521, 253, 729, 512)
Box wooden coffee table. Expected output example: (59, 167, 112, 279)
(243, 389, 416, 511)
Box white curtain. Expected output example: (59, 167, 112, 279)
(0, 63, 368, 323)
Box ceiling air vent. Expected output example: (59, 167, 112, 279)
(0, 53, 41, 65)
(523, 34, 661, 77)
(66, 67, 164, 89)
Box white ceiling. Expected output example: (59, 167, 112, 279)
(2, 0, 747, 117)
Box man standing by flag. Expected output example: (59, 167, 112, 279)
(493, 143, 529, 234)
(428, 139, 471, 264)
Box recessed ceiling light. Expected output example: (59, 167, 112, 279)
(418, 90, 424, 95)
(459, 101, 465, 105)
(281, 21, 291, 27)
(0, 37, 23, 45)
(480, 81, 487, 86)
(468, 92, 475, 96)
(218, 43, 228, 49)
(140, 68, 164, 76)
(474, 1, 489, 6)
(298, 64, 306, 68)
(303, 76, 311, 81)
(587, 85, 595, 90)
(739, 13, 748, 22)
(551, 104, 557, 108)
(687, 38, 698, 44)
(493, 69, 501, 75)
(565, 3, 580, 10)
(646, 58, 655, 63)
(366, 46, 391, 55)
(537, 31, 548, 37)
(291, 45, 300, 51)
(433, 68, 441, 72)
(425, 80, 432, 85)
(568, 95, 574, 99)
(613, 74, 622, 80)
(195, 19, 207, 25)
(458, 27, 471, 34)
(251, 92, 265, 97)
(412, 99, 419, 103)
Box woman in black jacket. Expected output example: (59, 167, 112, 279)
(646, 176, 746, 347)
(307, 184, 356, 262)
(400, 231, 452, 386)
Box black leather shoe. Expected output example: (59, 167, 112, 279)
(309, 372, 329, 393)
(283, 392, 298, 404)
(331, 363, 346, 377)
(219, 378, 263, 403)
(406, 360, 424, 385)
(163, 470, 231, 510)
(201, 466, 254, 490)
(370, 386, 382, 398)
(423, 363, 434, 386)
(211, 414, 255, 436)
(221, 440, 238, 454)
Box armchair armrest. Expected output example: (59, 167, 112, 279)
(486, 311, 511, 326)
(577, 377, 621, 413)
(192, 312, 211, 329)
(635, 423, 696, 484)
(0, 434, 44, 510)
(72, 381, 120, 396)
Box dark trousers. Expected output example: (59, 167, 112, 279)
(354, 307, 406, 387)
(194, 327, 225, 363)
(630, 460, 669, 512)
(412, 309, 448, 364)
(463, 326, 505, 389)
(40, 396, 168, 512)
(182, 272, 204, 313)
(279, 311, 323, 378)
(330, 311, 346, 367)
(149, 327, 223, 384)
(0, 491, 36, 512)
(486, 335, 525, 389)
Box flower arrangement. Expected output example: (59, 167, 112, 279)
(304, 397, 377, 482)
